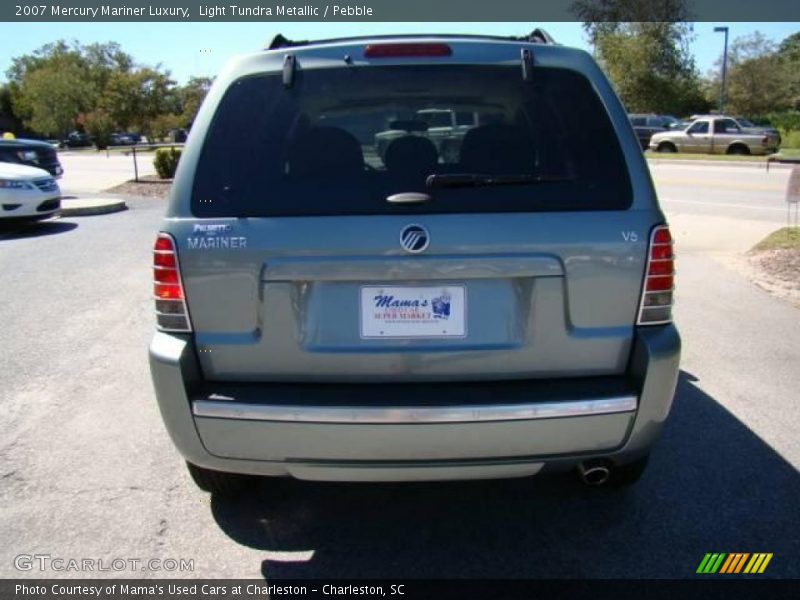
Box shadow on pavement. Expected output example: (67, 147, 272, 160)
(210, 371, 800, 578)
(0, 219, 78, 240)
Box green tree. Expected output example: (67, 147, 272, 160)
(0, 84, 16, 121)
(777, 32, 800, 110)
(712, 32, 792, 116)
(98, 66, 177, 136)
(135, 67, 178, 135)
(7, 39, 209, 139)
(18, 62, 94, 137)
(6, 41, 88, 130)
(778, 32, 800, 61)
(6, 40, 136, 137)
(83, 41, 134, 91)
(178, 76, 213, 127)
(572, 0, 707, 116)
(83, 109, 115, 149)
(572, 0, 692, 45)
(0, 83, 22, 135)
(0, 85, 10, 114)
(98, 70, 140, 130)
(6, 40, 78, 84)
(592, 23, 707, 115)
(149, 113, 184, 142)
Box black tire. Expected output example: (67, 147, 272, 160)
(657, 142, 677, 153)
(186, 462, 252, 496)
(727, 144, 750, 156)
(609, 454, 649, 488)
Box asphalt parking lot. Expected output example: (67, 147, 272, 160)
(0, 158, 798, 579)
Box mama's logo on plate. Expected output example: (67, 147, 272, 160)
(431, 294, 451, 319)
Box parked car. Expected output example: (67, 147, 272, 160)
(61, 131, 93, 148)
(0, 162, 61, 220)
(669, 120, 692, 131)
(659, 115, 680, 129)
(0, 138, 63, 178)
(109, 132, 134, 146)
(149, 31, 680, 495)
(122, 132, 143, 144)
(105, 132, 143, 146)
(628, 114, 671, 149)
(650, 116, 779, 155)
(168, 128, 188, 143)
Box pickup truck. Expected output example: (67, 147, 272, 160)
(649, 117, 779, 155)
(689, 114, 782, 146)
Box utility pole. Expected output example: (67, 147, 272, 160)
(714, 26, 730, 114)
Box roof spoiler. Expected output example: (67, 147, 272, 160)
(266, 29, 557, 51)
(268, 34, 309, 50)
(526, 28, 557, 45)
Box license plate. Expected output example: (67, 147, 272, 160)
(360, 285, 466, 338)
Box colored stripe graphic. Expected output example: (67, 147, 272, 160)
(744, 553, 774, 574)
(719, 554, 735, 574)
(759, 554, 773, 573)
(710, 554, 726, 573)
(721, 553, 749, 573)
(696, 554, 713, 573)
(744, 554, 760, 574)
(697, 553, 727, 573)
(733, 553, 750, 573)
(700, 553, 773, 574)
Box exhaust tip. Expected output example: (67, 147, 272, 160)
(578, 460, 612, 486)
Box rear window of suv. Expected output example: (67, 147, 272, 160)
(192, 64, 632, 217)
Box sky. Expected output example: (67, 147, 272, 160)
(0, 21, 798, 84)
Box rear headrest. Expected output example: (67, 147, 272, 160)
(459, 124, 536, 174)
(288, 126, 364, 178)
(383, 136, 438, 175)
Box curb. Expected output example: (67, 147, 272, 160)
(767, 157, 800, 168)
(647, 158, 765, 168)
(60, 199, 128, 217)
(646, 158, 800, 170)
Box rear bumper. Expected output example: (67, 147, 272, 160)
(149, 325, 680, 481)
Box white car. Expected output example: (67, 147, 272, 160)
(0, 162, 61, 220)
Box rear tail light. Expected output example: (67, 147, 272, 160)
(762, 136, 769, 146)
(364, 43, 452, 58)
(637, 225, 674, 325)
(153, 233, 192, 332)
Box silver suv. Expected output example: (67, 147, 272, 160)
(149, 32, 680, 495)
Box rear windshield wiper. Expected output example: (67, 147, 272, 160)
(426, 173, 574, 189)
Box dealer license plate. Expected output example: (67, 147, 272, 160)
(360, 285, 466, 339)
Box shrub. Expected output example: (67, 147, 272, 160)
(153, 147, 182, 179)
(765, 110, 800, 133)
(781, 130, 800, 150)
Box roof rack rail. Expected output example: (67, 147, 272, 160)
(266, 30, 558, 51)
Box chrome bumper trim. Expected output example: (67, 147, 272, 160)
(192, 395, 637, 424)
